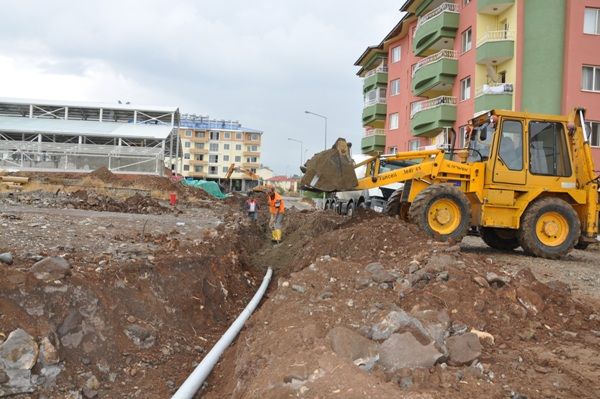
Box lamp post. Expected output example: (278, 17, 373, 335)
(304, 110, 328, 150)
(287, 137, 304, 166)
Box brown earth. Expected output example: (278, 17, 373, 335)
(2, 173, 600, 398)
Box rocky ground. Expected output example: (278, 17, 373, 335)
(1, 171, 600, 398)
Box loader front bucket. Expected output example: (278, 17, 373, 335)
(299, 138, 358, 192)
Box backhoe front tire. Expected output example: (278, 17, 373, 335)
(408, 185, 471, 242)
(480, 227, 520, 251)
(386, 189, 402, 217)
(518, 198, 580, 259)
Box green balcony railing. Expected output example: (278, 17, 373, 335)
(410, 96, 457, 138)
(476, 31, 515, 65)
(474, 83, 514, 113)
(477, 0, 515, 15)
(361, 130, 386, 154)
(363, 65, 388, 93)
(412, 49, 458, 97)
(362, 102, 387, 128)
(413, 3, 460, 56)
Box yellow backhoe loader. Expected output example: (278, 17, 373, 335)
(300, 108, 599, 259)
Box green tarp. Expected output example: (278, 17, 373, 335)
(182, 179, 230, 199)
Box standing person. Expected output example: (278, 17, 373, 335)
(267, 187, 285, 243)
(246, 192, 259, 222)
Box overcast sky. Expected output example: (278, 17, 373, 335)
(0, 0, 402, 175)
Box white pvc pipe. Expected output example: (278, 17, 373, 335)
(171, 267, 273, 399)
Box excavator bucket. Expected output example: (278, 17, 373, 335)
(299, 138, 358, 192)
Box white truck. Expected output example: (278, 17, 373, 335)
(323, 154, 403, 216)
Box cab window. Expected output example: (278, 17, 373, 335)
(498, 120, 523, 170)
(529, 121, 571, 176)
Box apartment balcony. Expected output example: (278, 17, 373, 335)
(474, 83, 514, 113)
(413, 3, 460, 57)
(189, 148, 208, 155)
(476, 31, 514, 65)
(188, 171, 207, 178)
(412, 49, 458, 97)
(362, 100, 387, 128)
(242, 162, 260, 169)
(477, 0, 514, 15)
(361, 129, 386, 154)
(243, 151, 260, 157)
(190, 136, 209, 143)
(244, 139, 261, 145)
(188, 159, 208, 166)
(410, 96, 457, 138)
(363, 65, 388, 93)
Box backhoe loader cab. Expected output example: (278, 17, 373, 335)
(300, 108, 599, 259)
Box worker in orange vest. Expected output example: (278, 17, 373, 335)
(267, 187, 285, 243)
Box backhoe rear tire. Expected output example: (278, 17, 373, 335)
(480, 227, 520, 251)
(386, 189, 402, 217)
(517, 197, 580, 259)
(408, 185, 471, 242)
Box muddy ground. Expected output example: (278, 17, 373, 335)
(1, 171, 600, 398)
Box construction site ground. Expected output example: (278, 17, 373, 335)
(0, 170, 599, 398)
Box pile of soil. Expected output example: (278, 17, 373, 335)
(203, 210, 600, 398)
(88, 166, 119, 184)
(66, 190, 172, 214)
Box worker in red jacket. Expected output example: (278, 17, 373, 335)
(267, 187, 285, 243)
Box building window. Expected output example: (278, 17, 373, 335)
(209, 155, 218, 163)
(389, 113, 399, 130)
(209, 166, 217, 174)
(224, 155, 230, 161)
(458, 126, 469, 148)
(185, 130, 192, 137)
(463, 0, 471, 5)
(222, 166, 229, 173)
(235, 156, 241, 162)
(236, 133, 242, 140)
(224, 144, 230, 150)
(184, 153, 190, 160)
(584, 8, 600, 34)
(223, 132, 230, 139)
(582, 65, 600, 91)
(391, 46, 401, 63)
(184, 141, 191, 148)
(195, 142, 204, 149)
(389, 146, 398, 154)
(585, 121, 600, 147)
(195, 165, 203, 173)
(195, 154, 203, 161)
(460, 77, 471, 101)
(236, 144, 242, 150)
(183, 165, 190, 171)
(195, 132, 205, 138)
(252, 134, 259, 140)
(390, 79, 400, 96)
(209, 143, 219, 151)
(461, 28, 472, 53)
(209, 131, 220, 140)
(408, 140, 419, 151)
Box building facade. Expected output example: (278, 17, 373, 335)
(178, 115, 262, 191)
(356, 0, 600, 167)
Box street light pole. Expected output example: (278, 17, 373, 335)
(287, 137, 304, 166)
(304, 110, 328, 150)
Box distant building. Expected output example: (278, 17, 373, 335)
(0, 97, 179, 175)
(355, 0, 600, 167)
(256, 166, 275, 181)
(178, 114, 263, 191)
(267, 175, 299, 193)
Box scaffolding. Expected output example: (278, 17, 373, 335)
(0, 98, 180, 175)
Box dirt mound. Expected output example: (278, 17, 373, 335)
(89, 166, 118, 183)
(66, 190, 172, 214)
(203, 210, 600, 399)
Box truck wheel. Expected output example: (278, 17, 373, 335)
(480, 227, 520, 251)
(408, 185, 471, 242)
(346, 201, 355, 217)
(518, 197, 580, 259)
(385, 189, 402, 217)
